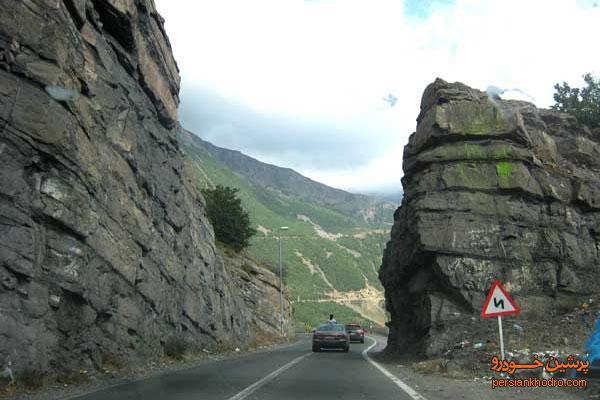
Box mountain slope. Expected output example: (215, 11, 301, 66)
(186, 130, 395, 227)
(179, 128, 393, 327)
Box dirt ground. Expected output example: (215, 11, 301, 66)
(381, 360, 592, 400)
(372, 292, 600, 400)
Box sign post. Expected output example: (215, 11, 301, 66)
(481, 280, 520, 360)
(497, 316, 504, 361)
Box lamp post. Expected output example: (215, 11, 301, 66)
(278, 226, 289, 335)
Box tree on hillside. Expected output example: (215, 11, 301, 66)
(202, 185, 256, 251)
(552, 73, 600, 128)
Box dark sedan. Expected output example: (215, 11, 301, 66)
(344, 323, 365, 343)
(312, 324, 349, 352)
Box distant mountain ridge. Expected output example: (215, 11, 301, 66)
(179, 127, 395, 226)
(178, 126, 392, 327)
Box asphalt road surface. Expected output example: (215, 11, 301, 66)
(69, 335, 420, 400)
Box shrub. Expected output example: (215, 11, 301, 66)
(16, 368, 44, 390)
(164, 335, 188, 359)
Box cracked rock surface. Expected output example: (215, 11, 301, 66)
(0, 0, 291, 376)
(380, 78, 600, 357)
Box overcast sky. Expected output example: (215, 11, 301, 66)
(155, 0, 600, 195)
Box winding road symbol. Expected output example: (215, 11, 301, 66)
(481, 280, 520, 318)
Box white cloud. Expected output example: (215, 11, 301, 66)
(155, 0, 600, 193)
(301, 142, 405, 193)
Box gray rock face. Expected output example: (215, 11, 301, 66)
(380, 78, 600, 357)
(0, 0, 289, 376)
(224, 252, 294, 339)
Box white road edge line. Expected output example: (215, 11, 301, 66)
(226, 352, 312, 400)
(362, 336, 428, 400)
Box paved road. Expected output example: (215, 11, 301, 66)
(70, 336, 417, 400)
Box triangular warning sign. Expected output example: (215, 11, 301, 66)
(481, 280, 520, 318)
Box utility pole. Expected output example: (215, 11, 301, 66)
(278, 226, 289, 336)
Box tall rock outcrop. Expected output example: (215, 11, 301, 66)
(380, 78, 600, 357)
(0, 0, 291, 376)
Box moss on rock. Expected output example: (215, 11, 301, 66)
(436, 101, 512, 136)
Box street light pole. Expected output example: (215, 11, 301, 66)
(278, 226, 288, 336)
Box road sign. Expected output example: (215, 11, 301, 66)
(481, 280, 520, 361)
(481, 280, 520, 318)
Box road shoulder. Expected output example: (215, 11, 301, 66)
(367, 335, 588, 400)
(2, 336, 303, 400)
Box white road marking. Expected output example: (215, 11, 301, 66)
(226, 352, 312, 400)
(362, 337, 428, 400)
(62, 342, 304, 400)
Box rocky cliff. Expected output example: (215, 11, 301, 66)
(0, 0, 290, 377)
(223, 251, 294, 340)
(380, 78, 600, 357)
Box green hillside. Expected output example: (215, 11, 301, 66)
(179, 128, 392, 328)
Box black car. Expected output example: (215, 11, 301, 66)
(312, 324, 349, 352)
(344, 323, 365, 343)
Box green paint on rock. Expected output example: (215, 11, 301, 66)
(496, 161, 513, 187)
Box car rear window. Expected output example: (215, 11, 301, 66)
(345, 324, 361, 329)
(318, 324, 344, 332)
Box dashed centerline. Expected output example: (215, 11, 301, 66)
(226, 352, 313, 400)
(227, 336, 426, 400)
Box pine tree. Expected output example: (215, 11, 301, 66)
(201, 185, 256, 251)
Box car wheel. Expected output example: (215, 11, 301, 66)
(360, 339, 364, 343)
(343, 345, 349, 352)
(312, 345, 320, 352)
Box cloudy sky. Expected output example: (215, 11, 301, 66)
(155, 0, 600, 195)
